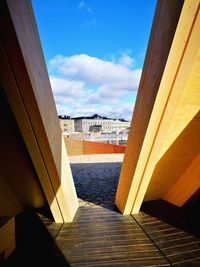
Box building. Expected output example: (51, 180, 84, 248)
(59, 115, 74, 134)
(74, 114, 130, 133)
(1, 0, 200, 264)
(113, 119, 130, 133)
(89, 124, 102, 133)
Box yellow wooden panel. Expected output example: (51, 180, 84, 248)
(64, 137, 84, 156)
(131, 1, 200, 214)
(145, 113, 200, 201)
(6, 0, 78, 222)
(164, 153, 200, 206)
(0, 43, 63, 222)
(0, 1, 78, 222)
(145, 41, 200, 201)
(115, 0, 184, 213)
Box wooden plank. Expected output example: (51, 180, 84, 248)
(134, 209, 200, 266)
(0, 217, 15, 260)
(14, 206, 200, 266)
(64, 137, 84, 156)
(54, 207, 169, 266)
(145, 112, 200, 201)
(0, 88, 45, 216)
(115, 0, 184, 214)
(0, 0, 78, 222)
(64, 137, 125, 156)
(0, 173, 23, 216)
(83, 140, 125, 155)
(128, 0, 200, 214)
(0, 40, 63, 223)
(164, 153, 200, 206)
(8, 0, 78, 222)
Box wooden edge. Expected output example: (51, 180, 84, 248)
(115, 0, 184, 214)
(130, 0, 200, 214)
(0, 42, 64, 222)
(164, 154, 200, 206)
(0, 217, 15, 260)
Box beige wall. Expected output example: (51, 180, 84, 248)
(60, 119, 75, 133)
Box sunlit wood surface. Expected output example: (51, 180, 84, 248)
(5, 203, 200, 266)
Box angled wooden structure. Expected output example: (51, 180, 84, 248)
(0, 1, 78, 258)
(1, 0, 200, 261)
(116, 0, 200, 214)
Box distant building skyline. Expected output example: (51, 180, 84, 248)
(59, 113, 130, 134)
(59, 113, 130, 122)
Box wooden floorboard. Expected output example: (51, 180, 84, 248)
(133, 211, 200, 266)
(47, 206, 170, 266)
(5, 204, 200, 266)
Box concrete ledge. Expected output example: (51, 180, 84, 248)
(69, 154, 124, 164)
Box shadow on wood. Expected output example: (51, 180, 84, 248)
(4, 210, 71, 267)
(141, 199, 200, 238)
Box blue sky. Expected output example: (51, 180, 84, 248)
(32, 0, 156, 120)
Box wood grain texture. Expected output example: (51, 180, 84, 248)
(83, 140, 125, 154)
(134, 210, 200, 266)
(0, 89, 45, 216)
(145, 112, 200, 202)
(0, 217, 15, 260)
(144, 6, 200, 204)
(5, 201, 200, 266)
(116, 0, 200, 214)
(164, 153, 200, 206)
(116, 0, 184, 214)
(64, 137, 125, 156)
(0, 0, 78, 222)
(64, 138, 84, 156)
(48, 206, 170, 267)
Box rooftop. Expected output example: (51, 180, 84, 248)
(72, 114, 129, 122)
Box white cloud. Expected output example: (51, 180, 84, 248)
(57, 101, 134, 121)
(118, 54, 135, 68)
(50, 76, 84, 97)
(49, 54, 141, 86)
(100, 102, 134, 120)
(109, 49, 135, 68)
(49, 53, 142, 120)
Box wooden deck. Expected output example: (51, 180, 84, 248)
(134, 212, 200, 266)
(55, 206, 169, 266)
(5, 204, 200, 266)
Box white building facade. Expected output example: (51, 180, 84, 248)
(74, 114, 130, 133)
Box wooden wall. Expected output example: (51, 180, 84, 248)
(84, 140, 126, 155)
(64, 137, 126, 156)
(0, 0, 78, 223)
(0, 217, 15, 260)
(115, 0, 184, 214)
(116, 0, 200, 215)
(0, 86, 45, 216)
(64, 138, 84, 156)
